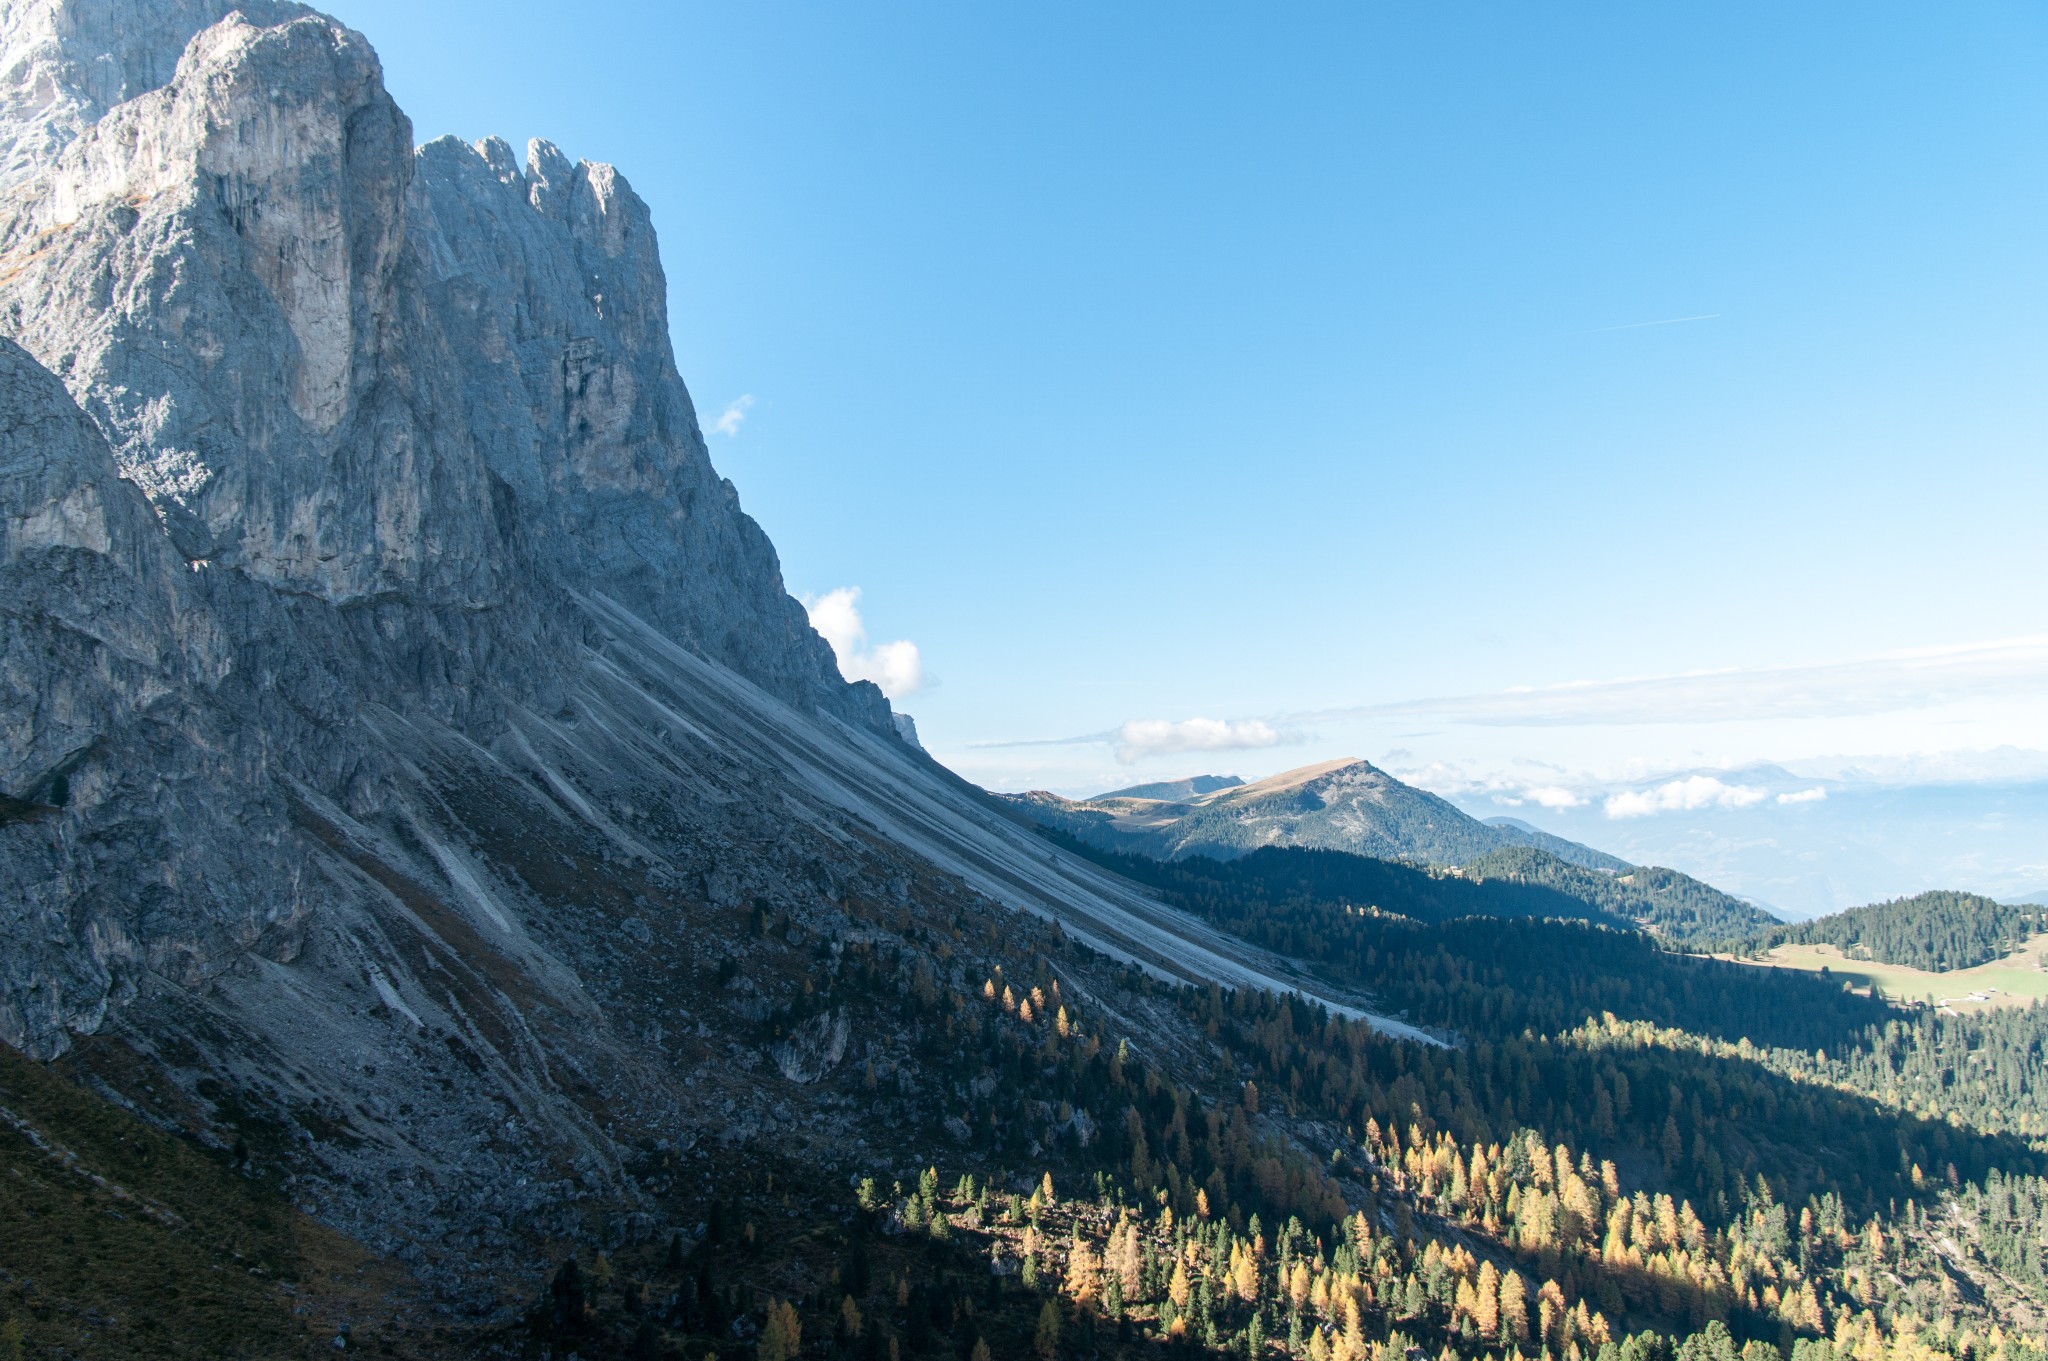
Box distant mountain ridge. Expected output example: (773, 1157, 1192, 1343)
(1098, 774, 1246, 801)
(1484, 816, 1633, 873)
(1004, 759, 1775, 942)
(1006, 758, 1627, 870)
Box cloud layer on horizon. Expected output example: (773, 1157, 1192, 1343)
(973, 636, 2048, 769)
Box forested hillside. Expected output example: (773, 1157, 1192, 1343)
(1763, 892, 2044, 971)
(1461, 847, 1779, 941)
(14, 803, 2048, 1361)
(514, 933, 2048, 1361)
(1042, 835, 1773, 947)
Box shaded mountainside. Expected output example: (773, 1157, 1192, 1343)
(0, 1037, 455, 1359)
(1763, 891, 2046, 971)
(1461, 846, 1780, 941)
(1484, 815, 1634, 873)
(1033, 835, 1774, 947)
(1004, 758, 1627, 871)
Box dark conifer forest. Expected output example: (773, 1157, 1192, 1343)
(1761, 893, 2044, 972)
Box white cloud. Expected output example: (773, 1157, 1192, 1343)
(1777, 787, 1827, 805)
(805, 587, 923, 700)
(1605, 775, 1769, 819)
(1114, 718, 1281, 765)
(1525, 785, 1588, 810)
(711, 394, 755, 437)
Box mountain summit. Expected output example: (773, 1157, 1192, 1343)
(1004, 758, 1628, 870)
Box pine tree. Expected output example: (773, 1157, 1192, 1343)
(1476, 1260, 1501, 1340)
(549, 1258, 588, 1333)
(761, 1299, 802, 1361)
(1067, 1233, 1102, 1305)
(1170, 1259, 1194, 1309)
(1339, 1296, 1368, 1361)
(1036, 1300, 1063, 1361)
(1500, 1270, 1530, 1344)
(1111, 1218, 1144, 1299)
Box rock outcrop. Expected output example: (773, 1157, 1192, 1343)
(0, 0, 904, 1058)
(0, 0, 1373, 1310)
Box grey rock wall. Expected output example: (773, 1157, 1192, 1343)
(0, 0, 916, 1298)
(0, 0, 1366, 1308)
(0, 334, 310, 1054)
(0, 0, 880, 723)
(0, 0, 895, 1055)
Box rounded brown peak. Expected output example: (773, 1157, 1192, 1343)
(1212, 758, 1375, 800)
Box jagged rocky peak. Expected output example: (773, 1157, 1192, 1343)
(0, 0, 1398, 1321)
(0, 0, 888, 727)
(0, 0, 912, 1059)
(0, 0, 315, 185)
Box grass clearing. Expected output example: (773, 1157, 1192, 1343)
(1725, 932, 2048, 1012)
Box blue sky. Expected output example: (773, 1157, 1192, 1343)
(324, 1, 2048, 908)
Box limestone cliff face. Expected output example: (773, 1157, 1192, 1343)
(0, 0, 911, 1293)
(0, 0, 899, 1051)
(0, 0, 1358, 1305)
(409, 130, 851, 702)
(0, 335, 308, 1047)
(0, 0, 867, 709)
